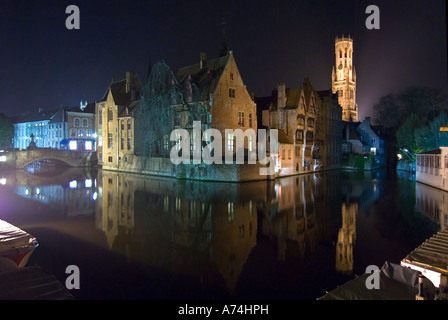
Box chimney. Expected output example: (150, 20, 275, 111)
(200, 52, 207, 69)
(126, 71, 132, 94)
(365, 116, 371, 126)
(277, 83, 286, 108)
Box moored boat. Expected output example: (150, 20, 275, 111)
(0, 219, 38, 271)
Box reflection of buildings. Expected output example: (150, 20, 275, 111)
(260, 172, 345, 263)
(336, 171, 383, 275)
(415, 182, 448, 230)
(261, 174, 318, 260)
(11, 168, 96, 217)
(336, 202, 357, 274)
(95, 170, 262, 294)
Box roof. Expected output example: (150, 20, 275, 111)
(102, 73, 142, 106)
(118, 100, 140, 117)
(284, 88, 303, 109)
(175, 54, 230, 102)
(402, 228, 448, 276)
(0, 265, 75, 300)
(67, 102, 96, 114)
(318, 261, 431, 300)
(276, 130, 294, 144)
(12, 109, 59, 124)
(418, 148, 442, 155)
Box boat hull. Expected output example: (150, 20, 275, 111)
(0, 219, 38, 272)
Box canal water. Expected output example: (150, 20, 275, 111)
(0, 167, 440, 300)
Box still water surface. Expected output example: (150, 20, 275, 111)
(0, 167, 441, 300)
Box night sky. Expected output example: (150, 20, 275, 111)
(0, 0, 446, 122)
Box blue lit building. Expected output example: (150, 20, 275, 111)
(12, 108, 57, 149)
(12, 102, 96, 150)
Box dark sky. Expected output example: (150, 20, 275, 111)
(0, 0, 446, 122)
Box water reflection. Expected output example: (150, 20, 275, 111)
(7, 167, 96, 218)
(415, 182, 448, 230)
(0, 167, 436, 299)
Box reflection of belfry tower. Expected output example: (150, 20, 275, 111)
(336, 202, 357, 274)
(332, 35, 358, 122)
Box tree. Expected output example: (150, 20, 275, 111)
(414, 110, 448, 151)
(373, 86, 448, 131)
(396, 113, 420, 153)
(0, 113, 13, 149)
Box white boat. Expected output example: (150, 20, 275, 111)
(416, 147, 448, 191)
(0, 219, 38, 271)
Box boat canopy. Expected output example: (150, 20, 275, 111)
(318, 261, 434, 300)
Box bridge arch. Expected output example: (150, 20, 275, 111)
(13, 149, 95, 169)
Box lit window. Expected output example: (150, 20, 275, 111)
(108, 132, 113, 149)
(227, 133, 234, 152)
(69, 140, 77, 150)
(238, 112, 244, 127)
(85, 141, 93, 151)
(69, 180, 77, 188)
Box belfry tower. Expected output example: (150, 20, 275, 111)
(332, 35, 358, 122)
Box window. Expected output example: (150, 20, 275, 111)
(297, 116, 305, 126)
(174, 113, 180, 127)
(227, 133, 234, 152)
(127, 121, 131, 130)
(249, 135, 253, 152)
(74, 118, 80, 127)
(108, 132, 113, 149)
(98, 108, 103, 125)
(82, 119, 88, 127)
(282, 149, 285, 159)
(201, 111, 208, 124)
(163, 135, 169, 151)
(108, 108, 113, 121)
(127, 137, 131, 150)
(229, 88, 235, 98)
(230, 73, 234, 81)
(190, 130, 198, 152)
(249, 114, 252, 128)
(108, 156, 113, 163)
(121, 121, 124, 130)
(238, 112, 244, 127)
(306, 131, 314, 143)
(121, 137, 124, 150)
(307, 118, 314, 128)
(296, 130, 303, 142)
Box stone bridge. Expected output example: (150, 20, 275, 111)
(1, 149, 96, 169)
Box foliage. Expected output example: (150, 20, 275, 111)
(395, 113, 420, 153)
(134, 61, 210, 158)
(373, 86, 448, 131)
(0, 114, 13, 149)
(414, 110, 448, 151)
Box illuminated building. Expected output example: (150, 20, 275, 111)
(332, 35, 358, 122)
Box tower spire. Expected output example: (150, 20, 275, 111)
(332, 35, 357, 122)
